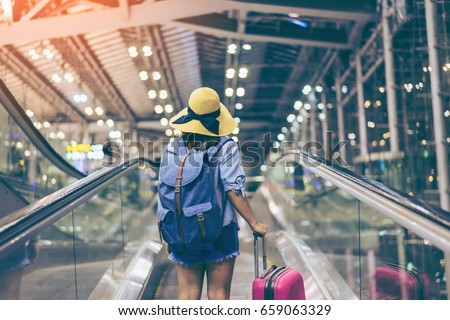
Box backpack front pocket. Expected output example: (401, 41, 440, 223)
(181, 202, 222, 245)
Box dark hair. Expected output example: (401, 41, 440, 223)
(182, 132, 221, 151)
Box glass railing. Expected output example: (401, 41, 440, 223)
(261, 152, 449, 300)
(0, 161, 158, 300)
(0, 101, 79, 202)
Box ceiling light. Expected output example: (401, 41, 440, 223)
(236, 87, 245, 97)
(227, 44, 237, 54)
(128, 46, 138, 57)
(302, 85, 312, 95)
(26, 109, 34, 117)
(277, 133, 285, 141)
(52, 74, 62, 83)
(234, 117, 241, 123)
(164, 104, 173, 113)
(43, 122, 51, 128)
(84, 106, 93, 115)
(238, 67, 248, 78)
(235, 103, 243, 110)
(148, 90, 157, 99)
(153, 71, 162, 80)
(159, 90, 168, 99)
(297, 115, 304, 123)
(242, 44, 252, 51)
(106, 119, 114, 128)
(294, 101, 302, 110)
(304, 103, 311, 110)
(225, 88, 233, 97)
(287, 114, 296, 123)
(142, 46, 153, 56)
(317, 103, 324, 110)
(165, 129, 173, 136)
(139, 71, 149, 81)
(226, 68, 235, 79)
(97, 119, 104, 126)
(160, 118, 169, 126)
(155, 105, 163, 114)
(232, 127, 240, 135)
(319, 113, 326, 121)
(281, 127, 288, 133)
(95, 107, 104, 116)
(315, 86, 323, 93)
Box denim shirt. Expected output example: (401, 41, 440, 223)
(162, 136, 245, 227)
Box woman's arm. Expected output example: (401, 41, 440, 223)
(227, 191, 267, 236)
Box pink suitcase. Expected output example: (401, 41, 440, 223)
(252, 234, 306, 300)
(371, 264, 431, 300)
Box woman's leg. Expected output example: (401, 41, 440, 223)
(205, 257, 236, 300)
(175, 263, 205, 300)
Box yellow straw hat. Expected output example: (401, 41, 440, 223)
(169, 87, 238, 137)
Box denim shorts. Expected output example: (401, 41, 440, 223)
(168, 222, 240, 268)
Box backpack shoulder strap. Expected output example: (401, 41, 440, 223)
(209, 136, 234, 158)
(172, 137, 188, 156)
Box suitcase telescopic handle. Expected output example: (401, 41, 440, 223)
(253, 232, 267, 279)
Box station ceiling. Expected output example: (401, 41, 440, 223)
(0, 0, 378, 142)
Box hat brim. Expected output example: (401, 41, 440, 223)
(169, 103, 238, 137)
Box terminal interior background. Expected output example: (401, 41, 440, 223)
(0, 0, 449, 300)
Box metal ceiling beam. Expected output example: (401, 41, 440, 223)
(0, 46, 87, 123)
(61, 36, 136, 122)
(171, 21, 352, 49)
(0, 0, 223, 45)
(231, 0, 377, 22)
(19, 0, 52, 21)
(0, 0, 362, 47)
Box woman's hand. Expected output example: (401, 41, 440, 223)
(250, 222, 267, 237)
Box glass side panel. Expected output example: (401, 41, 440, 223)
(0, 100, 77, 204)
(71, 182, 125, 299)
(0, 164, 159, 299)
(11, 213, 78, 299)
(359, 201, 447, 300)
(267, 159, 448, 300)
(119, 166, 159, 270)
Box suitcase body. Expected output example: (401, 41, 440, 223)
(371, 264, 431, 300)
(252, 234, 306, 300)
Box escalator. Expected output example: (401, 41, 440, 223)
(0, 145, 448, 300)
(0, 79, 449, 300)
(0, 79, 85, 203)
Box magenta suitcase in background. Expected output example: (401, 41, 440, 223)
(252, 234, 306, 300)
(371, 264, 431, 300)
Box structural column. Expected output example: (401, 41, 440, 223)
(382, 0, 400, 155)
(320, 83, 329, 139)
(355, 52, 369, 164)
(308, 92, 317, 144)
(425, 0, 450, 212)
(335, 75, 347, 163)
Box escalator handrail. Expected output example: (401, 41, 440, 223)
(0, 79, 86, 179)
(0, 157, 159, 259)
(272, 150, 450, 252)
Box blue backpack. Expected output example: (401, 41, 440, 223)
(156, 136, 232, 251)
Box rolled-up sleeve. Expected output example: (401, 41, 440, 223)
(219, 141, 246, 197)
